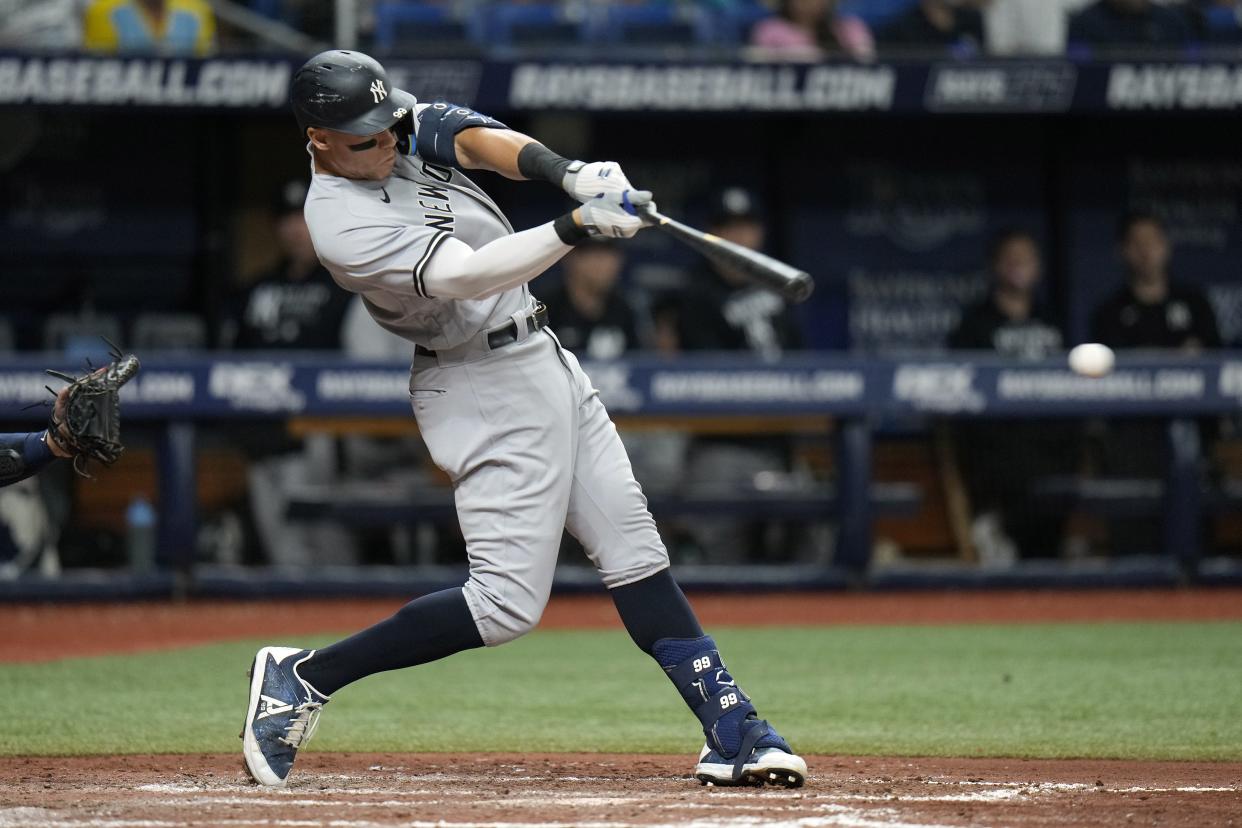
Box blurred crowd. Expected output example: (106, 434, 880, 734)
(3, 0, 1242, 56)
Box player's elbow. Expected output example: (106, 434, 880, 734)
(421, 270, 509, 302)
(421, 272, 486, 301)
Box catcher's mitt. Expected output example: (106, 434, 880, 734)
(45, 345, 141, 477)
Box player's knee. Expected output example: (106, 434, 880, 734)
(462, 577, 548, 647)
(598, 549, 670, 589)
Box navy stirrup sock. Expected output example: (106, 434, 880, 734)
(609, 568, 703, 653)
(297, 587, 484, 696)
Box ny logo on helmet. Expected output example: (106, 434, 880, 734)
(370, 80, 387, 103)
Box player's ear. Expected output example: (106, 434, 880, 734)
(306, 127, 332, 151)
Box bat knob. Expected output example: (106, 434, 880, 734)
(788, 272, 815, 303)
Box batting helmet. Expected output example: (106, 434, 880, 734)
(290, 50, 417, 137)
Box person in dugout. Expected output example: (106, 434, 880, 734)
(1090, 211, 1223, 556)
(947, 228, 1078, 564)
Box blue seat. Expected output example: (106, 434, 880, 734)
(249, 0, 282, 21)
(837, 0, 917, 29)
(590, 3, 713, 46)
(707, 0, 773, 46)
(472, 3, 587, 48)
(1203, 5, 1242, 42)
(373, 2, 469, 53)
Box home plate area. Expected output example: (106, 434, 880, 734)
(1, 753, 1238, 828)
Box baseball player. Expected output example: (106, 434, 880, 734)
(241, 50, 806, 790)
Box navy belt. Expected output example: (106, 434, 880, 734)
(415, 303, 548, 358)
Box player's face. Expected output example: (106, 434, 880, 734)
(993, 237, 1040, 293)
(1121, 221, 1170, 281)
(309, 127, 398, 181)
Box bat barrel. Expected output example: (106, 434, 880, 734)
(642, 205, 814, 303)
(786, 271, 815, 303)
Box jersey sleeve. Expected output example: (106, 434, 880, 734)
(0, 432, 57, 488)
(419, 221, 572, 301)
(311, 221, 450, 301)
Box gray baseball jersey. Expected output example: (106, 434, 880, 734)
(302, 114, 670, 645)
(305, 124, 530, 350)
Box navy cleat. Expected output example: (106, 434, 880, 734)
(693, 716, 807, 788)
(241, 646, 329, 786)
(651, 635, 808, 789)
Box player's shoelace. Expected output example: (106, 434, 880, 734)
(279, 702, 323, 748)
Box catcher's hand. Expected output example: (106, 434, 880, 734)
(45, 346, 140, 477)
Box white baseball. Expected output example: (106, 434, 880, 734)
(1068, 343, 1115, 378)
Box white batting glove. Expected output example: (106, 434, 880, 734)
(577, 190, 654, 239)
(563, 161, 635, 203)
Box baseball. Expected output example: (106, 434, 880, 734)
(1068, 343, 1115, 378)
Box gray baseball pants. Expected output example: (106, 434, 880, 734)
(410, 328, 669, 646)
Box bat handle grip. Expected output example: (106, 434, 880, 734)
(637, 201, 663, 227)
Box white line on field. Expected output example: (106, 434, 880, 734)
(920, 779, 1238, 794)
(0, 813, 960, 828)
(133, 783, 471, 796)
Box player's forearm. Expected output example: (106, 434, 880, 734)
(0, 432, 59, 488)
(421, 221, 572, 301)
(454, 128, 538, 180)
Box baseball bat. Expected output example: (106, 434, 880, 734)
(638, 204, 815, 303)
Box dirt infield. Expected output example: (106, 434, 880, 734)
(4, 588, 1242, 663)
(1, 753, 1238, 828)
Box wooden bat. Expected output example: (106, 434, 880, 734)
(638, 204, 815, 303)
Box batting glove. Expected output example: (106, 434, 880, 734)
(577, 190, 654, 239)
(564, 161, 636, 204)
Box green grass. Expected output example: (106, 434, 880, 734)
(1, 622, 1239, 760)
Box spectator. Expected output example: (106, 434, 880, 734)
(878, 0, 986, 52)
(656, 187, 802, 360)
(1067, 0, 1194, 49)
(948, 230, 1076, 564)
(1092, 212, 1222, 351)
(984, 0, 1093, 55)
(83, 0, 216, 56)
(0, 0, 84, 50)
(1090, 211, 1222, 556)
(218, 180, 353, 351)
(655, 188, 805, 564)
(749, 0, 876, 61)
(542, 241, 642, 360)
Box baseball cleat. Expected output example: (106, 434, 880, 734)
(240, 646, 329, 787)
(693, 718, 807, 788)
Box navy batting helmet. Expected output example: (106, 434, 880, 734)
(290, 50, 417, 136)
